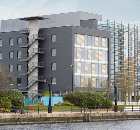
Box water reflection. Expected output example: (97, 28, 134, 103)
(0, 120, 140, 130)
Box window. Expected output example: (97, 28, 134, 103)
(0, 52, 2, 59)
(17, 51, 21, 58)
(77, 48, 81, 59)
(9, 52, 13, 58)
(51, 49, 56, 56)
(0, 39, 2, 46)
(77, 34, 85, 45)
(17, 38, 22, 44)
(51, 77, 56, 84)
(102, 38, 106, 48)
(95, 37, 99, 47)
(81, 77, 88, 87)
(92, 77, 95, 87)
(9, 38, 13, 45)
(95, 50, 102, 61)
(85, 63, 88, 74)
(92, 63, 95, 74)
(51, 63, 56, 70)
(51, 35, 56, 42)
(9, 65, 13, 72)
(77, 62, 81, 73)
(17, 65, 21, 71)
(102, 64, 106, 75)
(88, 49, 92, 60)
(17, 78, 21, 85)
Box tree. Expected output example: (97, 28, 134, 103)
(0, 63, 16, 89)
(99, 78, 112, 98)
(81, 77, 95, 91)
(114, 68, 132, 106)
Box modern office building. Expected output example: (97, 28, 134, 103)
(0, 12, 139, 102)
(0, 12, 111, 96)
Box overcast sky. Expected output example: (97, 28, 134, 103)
(0, 0, 140, 27)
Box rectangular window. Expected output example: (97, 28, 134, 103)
(77, 34, 85, 45)
(92, 77, 95, 87)
(9, 38, 13, 45)
(95, 50, 102, 61)
(102, 64, 106, 75)
(51, 35, 56, 42)
(92, 63, 95, 74)
(51, 49, 56, 56)
(17, 51, 21, 58)
(85, 63, 88, 74)
(17, 78, 21, 85)
(0, 39, 2, 46)
(17, 65, 21, 71)
(102, 38, 106, 48)
(9, 52, 13, 58)
(88, 49, 92, 60)
(95, 37, 99, 47)
(9, 65, 13, 72)
(0, 52, 2, 59)
(77, 62, 81, 73)
(81, 77, 88, 87)
(51, 63, 56, 70)
(77, 48, 81, 59)
(51, 77, 56, 84)
(17, 38, 22, 44)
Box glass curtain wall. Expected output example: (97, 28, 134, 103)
(74, 34, 108, 88)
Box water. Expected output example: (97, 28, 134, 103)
(0, 120, 140, 130)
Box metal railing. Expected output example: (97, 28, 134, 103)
(19, 62, 44, 75)
(20, 48, 44, 61)
(19, 28, 30, 34)
(27, 76, 45, 89)
(20, 34, 45, 48)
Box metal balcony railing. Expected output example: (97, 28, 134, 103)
(19, 28, 30, 34)
(19, 62, 44, 75)
(20, 48, 44, 62)
(27, 76, 45, 89)
(20, 34, 45, 48)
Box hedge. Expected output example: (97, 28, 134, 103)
(0, 89, 24, 108)
(63, 91, 113, 107)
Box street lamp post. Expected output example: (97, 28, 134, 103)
(44, 78, 52, 113)
(114, 86, 117, 112)
(71, 65, 73, 92)
(48, 82, 52, 113)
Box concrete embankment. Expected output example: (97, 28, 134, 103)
(0, 112, 140, 125)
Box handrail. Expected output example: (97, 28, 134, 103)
(20, 34, 45, 47)
(19, 62, 44, 75)
(20, 48, 44, 61)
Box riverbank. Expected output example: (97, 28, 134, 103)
(0, 111, 140, 125)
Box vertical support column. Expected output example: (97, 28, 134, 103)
(134, 24, 136, 102)
(28, 19, 39, 93)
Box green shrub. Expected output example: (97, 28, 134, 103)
(61, 101, 74, 106)
(0, 89, 24, 108)
(0, 97, 12, 109)
(63, 91, 113, 107)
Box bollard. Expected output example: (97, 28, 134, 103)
(27, 106, 28, 114)
(71, 106, 72, 113)
(84, 106, 85, 113)
(15, 106, 17, 114)
(38, 106, 39, 114)
(81, 106, 82, 113)
(132, 105, 133, 112)
(3, 107, 4, 114)
(90, 107, 91, 113)
(107, 106, 108, 112)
